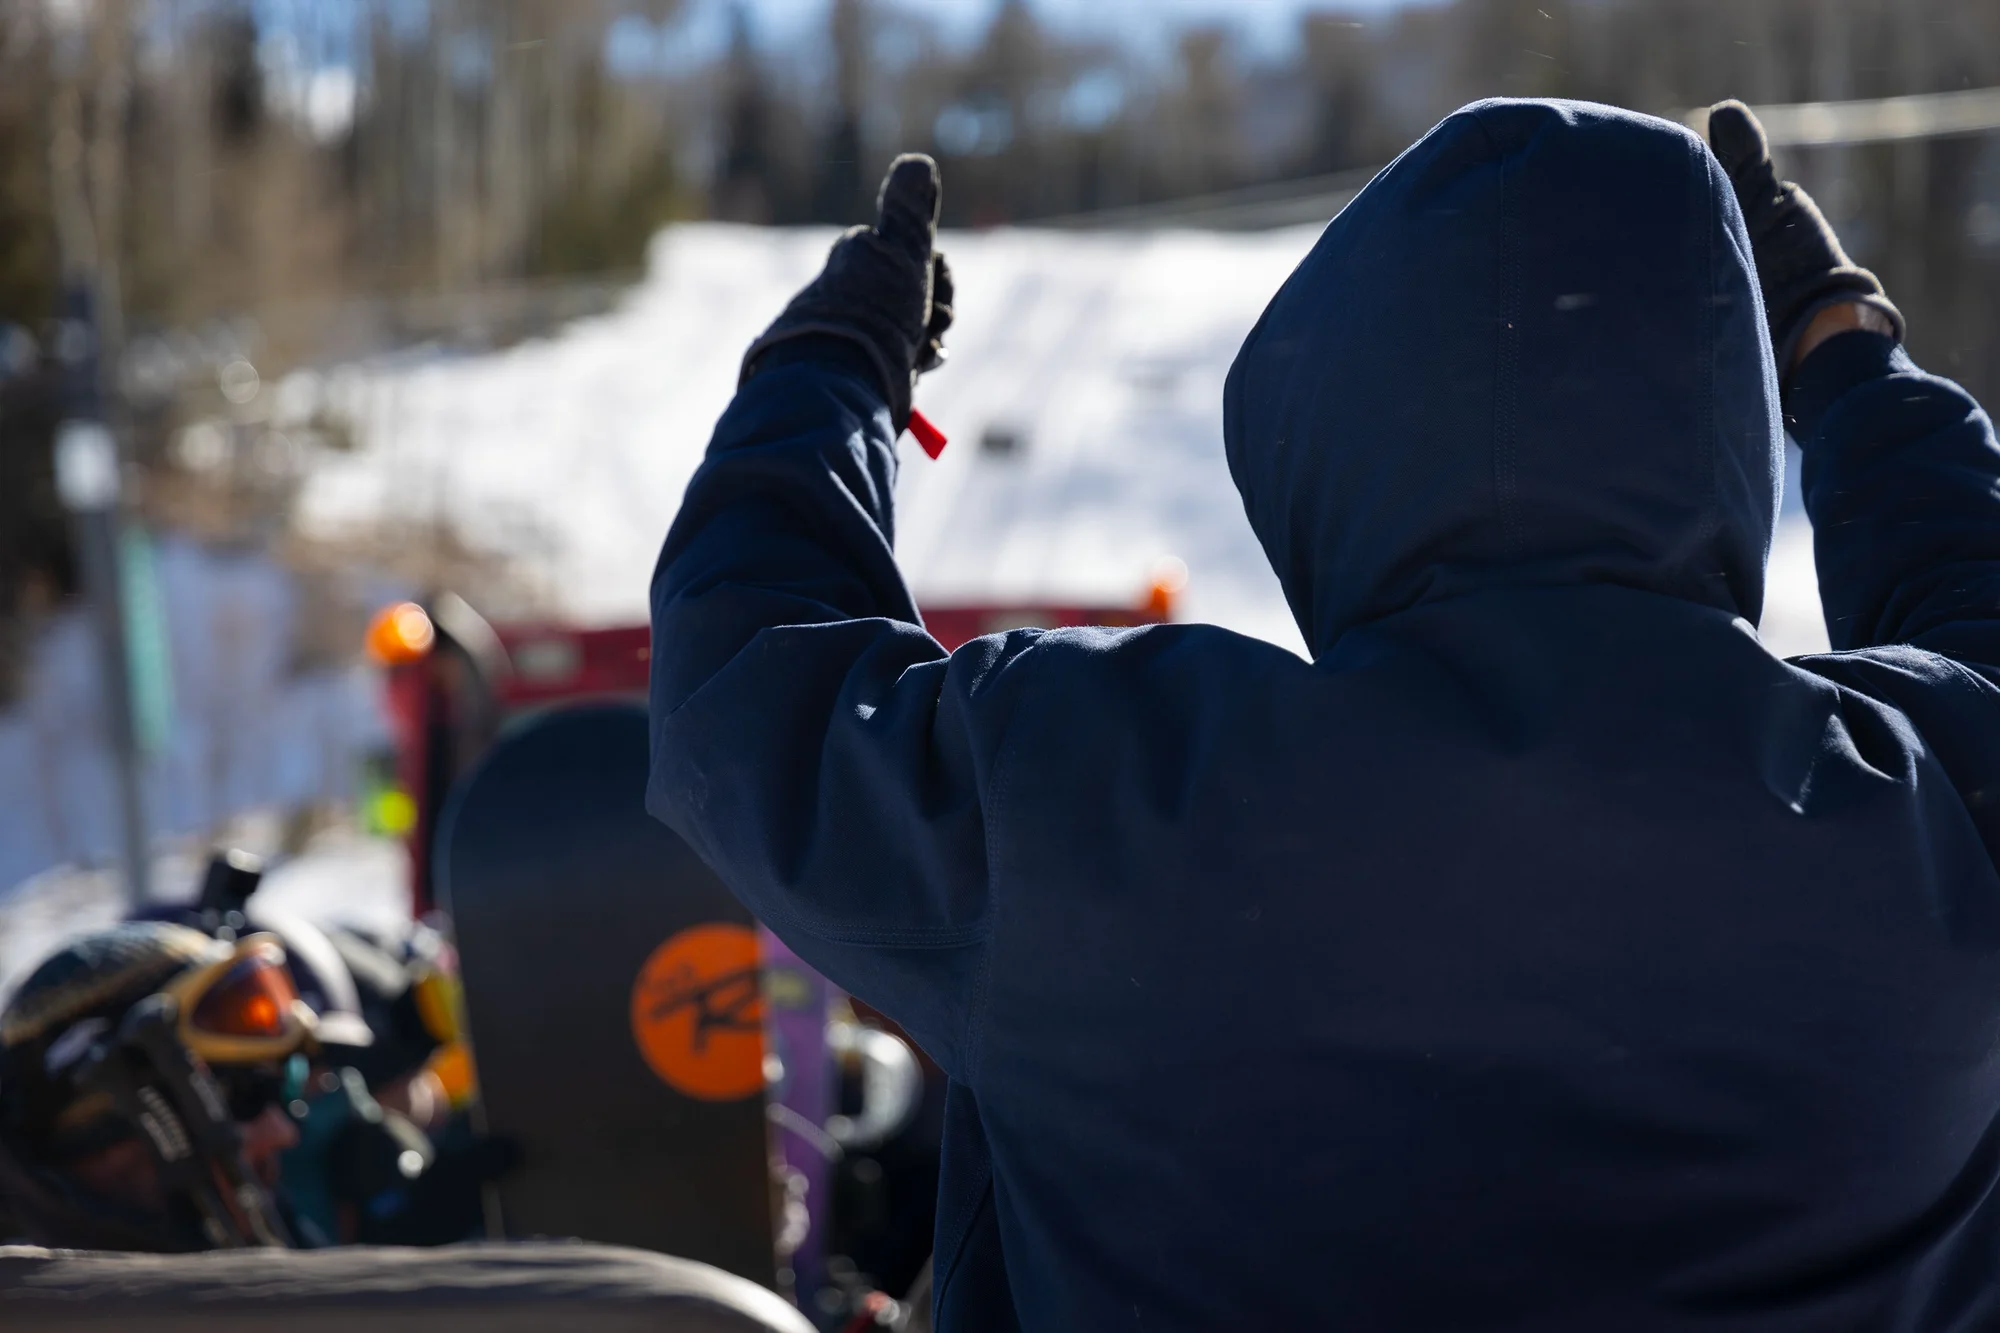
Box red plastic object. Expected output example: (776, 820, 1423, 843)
(907, 409, 948, 459)
(493, 624, 653, 710)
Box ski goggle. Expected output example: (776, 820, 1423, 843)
(156, 934, 317, 1067)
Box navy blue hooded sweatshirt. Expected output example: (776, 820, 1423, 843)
(650, 100, 2000, 1330)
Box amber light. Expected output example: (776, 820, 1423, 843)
(366, 601, 436, 666)
(1145, 557, 1189, 620)
(413, 968, 466, 1046)
(425, 1041, 478, 1108)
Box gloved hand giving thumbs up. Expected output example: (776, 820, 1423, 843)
(741, 154, 954, 435)
(1706, 100, 1903, 379)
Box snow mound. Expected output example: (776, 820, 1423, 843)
(297, 222, 1827, 658)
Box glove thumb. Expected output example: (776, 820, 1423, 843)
(875, 154, 940, 265)
(1706, 100, 1770, 182)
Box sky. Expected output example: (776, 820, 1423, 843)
(726, 0, 1420, 60)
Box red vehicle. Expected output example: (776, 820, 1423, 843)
(369, 585, 1181, 915)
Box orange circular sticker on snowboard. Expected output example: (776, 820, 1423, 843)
(629, 923, 765, 1101)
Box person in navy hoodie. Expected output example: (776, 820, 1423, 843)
(649, 98, 2000, 1331)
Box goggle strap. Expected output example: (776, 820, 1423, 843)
(72, 1007, 261, 1249)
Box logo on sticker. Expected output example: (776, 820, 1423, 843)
(629, 923, 765, 1101)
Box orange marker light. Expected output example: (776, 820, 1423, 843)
(366, 601, 436, 665)
(425, 1041, 478, 1108)
(1145, 557, 1189, 620)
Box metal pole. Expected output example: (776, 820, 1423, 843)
(54, 291, 151, 904)
(49, 8, 150, 902)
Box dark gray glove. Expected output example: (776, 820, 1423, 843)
(741, 154, 954, 431)
(1706, 100, 1904, 377)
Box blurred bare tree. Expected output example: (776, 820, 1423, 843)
(0, 0, 1993, 348)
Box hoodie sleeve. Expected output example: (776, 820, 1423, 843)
(645, 342, 1032, 1077)
(1787, 330, 2000, 866)
(1787, 330, 2000, 667)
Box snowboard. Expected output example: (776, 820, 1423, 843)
(438, 701, 775, 1287)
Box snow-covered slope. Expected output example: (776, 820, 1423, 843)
(0, 825, 410, 1002)
(299, 222, 1830, 659)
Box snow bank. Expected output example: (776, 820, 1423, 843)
(299, 222, 1828, 659)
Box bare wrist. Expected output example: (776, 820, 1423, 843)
(1793, 302, 1896, 372)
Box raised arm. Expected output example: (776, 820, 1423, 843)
(1788, 326, 2000, 664)
(646, 158, 1028, 1075)
(1708, 101, 2000, 669)
(1708, 102, 2000, 871)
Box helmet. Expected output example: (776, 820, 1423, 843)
(1, 922, 225, 1160)
(0, 922, 309, 1250)
(322, 922, 458, 1093)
